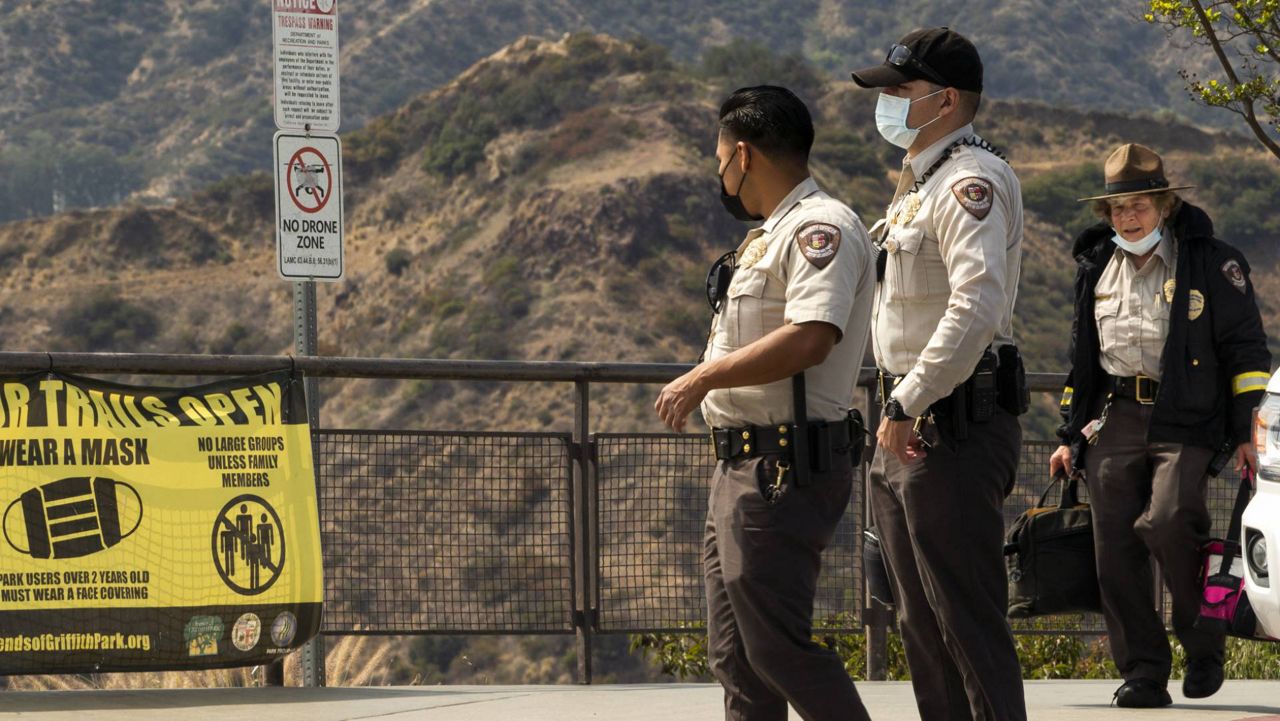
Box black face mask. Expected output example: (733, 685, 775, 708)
(719, 147, 764, 222)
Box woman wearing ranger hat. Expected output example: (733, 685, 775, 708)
(1050, 143, 1270, 708)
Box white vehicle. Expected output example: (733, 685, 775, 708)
(1243, 371, 1280, 637)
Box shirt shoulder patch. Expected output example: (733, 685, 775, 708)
(950, 177, 994, 220)
(795, 221, 841, 270)
(1222, 258, 1247, 294)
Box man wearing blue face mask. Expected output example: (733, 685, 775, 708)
(851, 27, 1028, 721)
(1052, 143, 1270, 707)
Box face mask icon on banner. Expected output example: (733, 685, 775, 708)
(4, 477, 143, 560)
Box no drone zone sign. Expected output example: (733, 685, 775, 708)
(274, 132, 343, 281)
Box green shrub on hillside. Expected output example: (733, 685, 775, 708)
(1022, 164, 1102, 234)
(54, 288, 159, 352)
(701, 38, 826, 108)
(1186, 159, 1280, 250)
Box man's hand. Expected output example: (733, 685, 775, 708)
(655, 369, 709, 432)
(877, 416, 926, 464)
(1049, 445, 1073, 479)
(1236, 441, 1259, 481)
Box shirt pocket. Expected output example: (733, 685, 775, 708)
(1093, 296, 1121, 354)
(727, 269, 769, 348)
(883, 226, 923, 301)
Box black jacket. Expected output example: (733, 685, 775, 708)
(1057, 202, 1270, 467)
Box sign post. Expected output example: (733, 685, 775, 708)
(272, 0, 341, 688)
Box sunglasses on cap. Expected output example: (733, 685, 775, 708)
(886, 43, 948, 87)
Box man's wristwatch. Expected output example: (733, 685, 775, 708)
(884, 397, 912, 421)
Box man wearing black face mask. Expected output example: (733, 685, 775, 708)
(655, 86, 875, 721)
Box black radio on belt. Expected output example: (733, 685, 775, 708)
(967, 348, 998, 423)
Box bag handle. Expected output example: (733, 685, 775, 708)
(1218, 467, 1254, 574)
(1039, 471, 1080, 509)
(1038, 471, 1080, 509)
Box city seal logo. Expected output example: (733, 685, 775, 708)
(796, 222, 841, 270)
(232, 612, 262, 652)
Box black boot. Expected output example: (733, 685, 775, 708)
(1183, 657, 1225, 699)
(1113, 678, 1172, 708)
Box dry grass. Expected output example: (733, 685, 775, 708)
(2, 636, 398, 691)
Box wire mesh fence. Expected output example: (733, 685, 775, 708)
(311, 429, 1242, 638)
(593, 433, 863, 634)
(314, 430, 576, 634)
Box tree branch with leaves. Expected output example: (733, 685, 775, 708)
(1146, 0, 1280, 159)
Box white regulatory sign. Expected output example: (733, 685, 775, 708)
(274, 132, 343, 281)
(272, 0, 340, 133)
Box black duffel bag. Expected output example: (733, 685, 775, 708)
(1005, 472, 1101, 618)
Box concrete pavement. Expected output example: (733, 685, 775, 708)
(2, 681, 1280, 720)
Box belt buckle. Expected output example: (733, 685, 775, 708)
(1135, 376, 1155, 405)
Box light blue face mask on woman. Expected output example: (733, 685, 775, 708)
(875, 89, 946, 149)
(1111, 225, 1163, 256)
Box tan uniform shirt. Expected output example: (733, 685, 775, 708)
(873, 124, 1023, 418)
(701, 177, 876, 428)
(1094, 233, 1175, 379)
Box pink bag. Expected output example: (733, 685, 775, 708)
(1195, 471, 1277, 641)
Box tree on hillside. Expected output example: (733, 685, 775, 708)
(1146, 0, 1280, 160)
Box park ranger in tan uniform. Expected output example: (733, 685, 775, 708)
(656, 86, 874, 721)
(1052, 144, 1271, 707)
(852, 28, 1028, 721)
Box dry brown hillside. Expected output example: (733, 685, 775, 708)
(0, 34, 1274, 441)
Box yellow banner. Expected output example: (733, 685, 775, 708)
(0, 371, 322, 672)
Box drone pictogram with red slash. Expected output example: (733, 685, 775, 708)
(285, 147, 333, 214)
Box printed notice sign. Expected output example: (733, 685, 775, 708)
(274, 132, 344, 281)
(272, 0, 340, 132)
(0, 371, 322, 674)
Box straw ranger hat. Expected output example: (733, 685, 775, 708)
(1077, 143, 1194, 202)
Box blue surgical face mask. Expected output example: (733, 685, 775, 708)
(875, 89, 946, 149)
(1111, 225, 1163, 256)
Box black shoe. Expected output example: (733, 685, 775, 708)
(1113, 678, 1172, 708)
(1183, 657, 1225, 699)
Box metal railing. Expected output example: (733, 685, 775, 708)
(0, 353, 1250, 684)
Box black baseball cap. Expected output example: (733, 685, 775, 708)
(851, 27, 983, 93)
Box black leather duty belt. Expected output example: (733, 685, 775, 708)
(1113, 375, 1160, 404)
(711, 419, 857, 462)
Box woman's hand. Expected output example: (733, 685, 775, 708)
(1236, 441, 1259, 481)
(1049, 445, 1073, 479)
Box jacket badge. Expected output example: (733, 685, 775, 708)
(1188, 290, 1206, 321)
(1222, 259, 1247, 295)
(1163, 279, 1176, 304)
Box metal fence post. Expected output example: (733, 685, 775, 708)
(573, 379, 594, 684)
(295, 280, 327, 688)
(862, 390, 890, 681)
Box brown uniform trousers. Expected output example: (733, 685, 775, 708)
(1083, 397, 1224, 684)
(704, 445, 871, 721)
(869, 409, 1027, 721)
